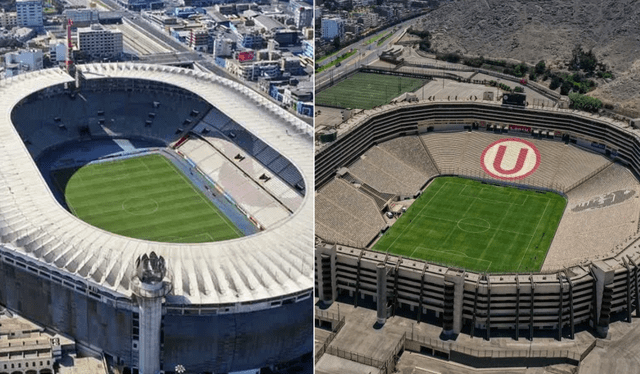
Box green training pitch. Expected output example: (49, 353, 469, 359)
(316, 72, 425, 110)
(373, 177, 567, 273)
(53, 154, 243, 243)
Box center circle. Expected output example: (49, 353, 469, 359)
(457, 218, 491, 233)
(122, 197, 159, 215)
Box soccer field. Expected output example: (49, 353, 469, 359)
(316, 72, 425, 110)
(54, 154, 243, 243)
(373, 177, 567, 273)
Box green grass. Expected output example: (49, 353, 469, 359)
(316, 72, 425, 109)
(364, 32, 387, 45)
(373, 177, 566, 273)
(55, 154, 243, 243)
(376, 32, 393, 46)
(316, 50, 358, 73)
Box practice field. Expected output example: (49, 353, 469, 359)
(52, 154, 243, 243)
(316, 72, 425, 110)
(373, 177, 566, 272)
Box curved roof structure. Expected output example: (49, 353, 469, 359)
(0, 63, 313, 306)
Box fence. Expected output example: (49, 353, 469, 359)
(315, 308, 346, 364)
(407, 331, 582, 362)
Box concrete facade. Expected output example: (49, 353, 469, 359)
(0, 64, 313, 374)
(77, 24, 123, 59)
(321, 17, 344, 40)
(315, 100, 640, 340)
(15, 0, 41, 28)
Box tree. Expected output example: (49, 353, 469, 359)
(535, 60, 546, 74)
(569, 92, 602, 112)
(332, 36, 340, 50)
(513, 62, 528, 77)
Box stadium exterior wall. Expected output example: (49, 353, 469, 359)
(0, 64, 314, 374)
(315, 101, 640, 339)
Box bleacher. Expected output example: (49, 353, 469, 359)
(192, 123, 304, 213)
(11, 85, 211, 158)
(177, 137, 292, 228)
(545, 163, 640, 270)
(315, 178, 386, 247)
(348, 146, 427, 195)
(421, 131, 613, 192)
(420, 132, 468, 172)
(199, 109, 305, 194)
(377, 136, 439, 178)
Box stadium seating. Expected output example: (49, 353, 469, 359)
(348, 146, 428, 195)
(198, 112, 305, 192)
(176, 137, 292, 228)
(377, 135, 439, 178)
(11, 84, 211, 158)
(315, 179, 386, 247)
(422, 131, 612, 192)
(546, 163, 640, 270)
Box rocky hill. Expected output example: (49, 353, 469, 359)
(414, 0, 640, 114)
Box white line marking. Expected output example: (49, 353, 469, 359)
(516, 198, 550, 272)
(159, 155, 243, 238)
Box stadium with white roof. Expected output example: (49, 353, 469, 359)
(0, 63, 313, 374)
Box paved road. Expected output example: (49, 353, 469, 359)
(83, 0, 313, 123)
(316, 16, 429, 90)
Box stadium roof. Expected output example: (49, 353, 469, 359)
(0, 63, 313, 306)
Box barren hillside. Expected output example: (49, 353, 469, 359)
(415, 0, 640, 113)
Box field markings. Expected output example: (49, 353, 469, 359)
(479, 192, 517, 266)
(516, 197, 550, 272)
(411, 245, 492, 270)
(415, 214, 530, 237)
(67, 154, 242, 242)
(385, 181, 448, 250)
(158, 156, 243, 238)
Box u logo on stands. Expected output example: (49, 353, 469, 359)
(481, 138, 540, 180)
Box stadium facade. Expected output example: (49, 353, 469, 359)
(0, 63, 313, 374)
(315, 99, 640, 343)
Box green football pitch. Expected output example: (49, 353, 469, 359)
(373, 177, 567, 273)
(53, 154, 243, 243)
(316, 72, 425, 110)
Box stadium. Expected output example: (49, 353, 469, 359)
(315, 97, 640, 345)
(0, 63, 313, 374)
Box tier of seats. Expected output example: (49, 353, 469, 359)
(199, 109, 305, 193)
(348, 146, 428, 195)
(546, 164, 640, 270)
(12, 89, 210, 158)
(315, 179, 386, 247)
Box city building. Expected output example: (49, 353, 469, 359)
(63, 9, 99, 26)
(76, 24, 123, 59)
(294, 4, 313, 28)
(0, 10, 17, 29)
(49, 41, 67, 65)
(301, 39, 313, 58)
(16, 0, 43, 28)
(188, 27, 209, 52)
(213, 35, 234, 57)
(3, 48, 43, 77)
(321, 17, 344, 40)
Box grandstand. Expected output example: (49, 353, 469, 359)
(315, 98, 640, 345)
(315, 178, 386, 248)
(0, 64, 313, 374)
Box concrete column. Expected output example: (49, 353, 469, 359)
(133, 279, 169, 374)
(316, 244, 337, 305)
(376, 263, 387, 325)
(591, 261, 615, 338)
(444, 270, 465, 335)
